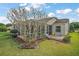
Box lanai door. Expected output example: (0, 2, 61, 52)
(48, 25, 52, 35)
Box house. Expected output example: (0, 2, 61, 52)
(14, 17, 69, 41)
(46, 17, 69, 36)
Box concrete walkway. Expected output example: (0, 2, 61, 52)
(46, 34, 64, 41)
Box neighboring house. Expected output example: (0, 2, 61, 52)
(14, 17, 69, 40)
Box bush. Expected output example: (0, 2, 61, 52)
(10, 29, 19, 38)
(11, 33, 18, 38)
(0, 23, 7, 32)
(0, 26, 7, 32)
(10, 29, 18, 33)
(63, 35, 71, 43)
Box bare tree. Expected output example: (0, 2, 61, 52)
(29, 7, 47, 19)
(7, 7, 48, 42)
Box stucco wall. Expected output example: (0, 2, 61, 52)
(52, 23, 68, 36)
(64, 22, 69, 35)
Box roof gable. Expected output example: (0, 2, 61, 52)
(47, 18, 57, 25)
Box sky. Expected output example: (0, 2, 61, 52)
(0, 3, 79, 24)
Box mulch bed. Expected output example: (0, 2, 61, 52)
(15, 36, 43, 49)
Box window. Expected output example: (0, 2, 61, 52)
(48, 25, 52, 35)
(56, 26, 61, 32)
(47, 25, 52, 35)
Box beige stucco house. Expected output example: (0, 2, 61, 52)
(14, 17, 69, 40)
(46, 17, 69, 36)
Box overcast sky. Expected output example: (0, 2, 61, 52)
(0, 3, 79, 24)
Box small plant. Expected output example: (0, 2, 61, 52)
(52, 32, 55, 36)
(63, 35, 71, 43)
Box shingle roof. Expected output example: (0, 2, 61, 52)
(55, 19, 69, 23)
(42, 17, 69, 24)
(15, 17, 69, 24)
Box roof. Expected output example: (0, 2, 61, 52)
(47, 17, 57, 25)
(55, 19, 69, 23)
(15, 17, 69, 25)
(46, 17, 69, 25)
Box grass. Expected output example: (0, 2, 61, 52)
(0, 32, 79, 56)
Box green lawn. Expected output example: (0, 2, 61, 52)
(0, 32, 79, 56)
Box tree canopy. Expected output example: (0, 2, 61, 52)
(6, 23, 12, 27)
(0, 23, 7, 32)
(7, 7, 48, 24)
(69, 22, 79, 32)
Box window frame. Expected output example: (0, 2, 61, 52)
(56, 26, 61, 32)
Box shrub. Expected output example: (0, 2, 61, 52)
(52, 32, 55, 36)
(10, 29, 18, 33)
(10, 29, 19, 38)
(0, 26, 7, 32)
(11, 33, 18, 38)
(0, 23, 7, 32)
(63, 35, 71, 43)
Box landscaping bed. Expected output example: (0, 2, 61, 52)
(15, 35, 44, 49)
